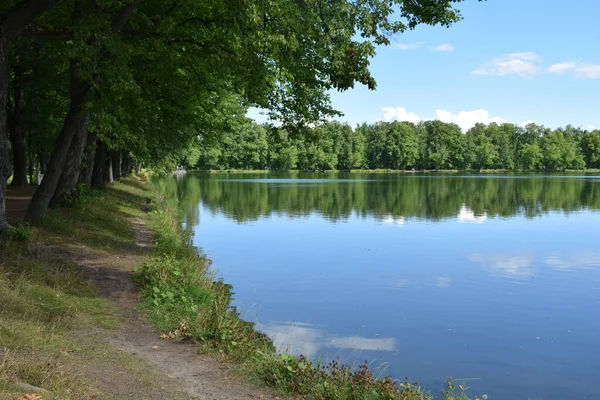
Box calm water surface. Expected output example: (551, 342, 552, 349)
(166, 173, 600, 400)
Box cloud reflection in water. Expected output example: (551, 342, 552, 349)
(255, 321, 396, 358)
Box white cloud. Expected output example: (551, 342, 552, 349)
(472, 52, 542, 77)
(574, 63, 600, 79)
(457, 205, 487, 224)
(548, 61, 600, 79)
(381, 107, 507, 133)
(435, 109, 506, 132)
(382, 107, 421, 124)
(548, 61, 578, 74)
(519, 120, 534, 127)
(392, 41, 425, 50)
(587, 125, 596, 131)
(431, 43, 455, 52)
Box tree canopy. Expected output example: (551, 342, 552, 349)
(188, 120, 600, 172)
(0, 0, 480, 230)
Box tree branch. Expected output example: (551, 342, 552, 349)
(0, 0, 61, 41)
(111, 0, 143, 32)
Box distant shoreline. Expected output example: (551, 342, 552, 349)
(186, 168, 600, 174)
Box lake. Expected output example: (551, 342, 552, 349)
(163, 172, 600, 400)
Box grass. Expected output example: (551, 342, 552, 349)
(136, 174, 477, 400)
(0, 175, 191, 399)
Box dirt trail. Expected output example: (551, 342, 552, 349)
(66, 218, 281, 400)
(4, 186, 280, 399)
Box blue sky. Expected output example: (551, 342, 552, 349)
(250, 0, 600, 132)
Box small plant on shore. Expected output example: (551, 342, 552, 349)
(8, 222, 34, 242)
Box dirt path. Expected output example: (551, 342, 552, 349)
(5, 186, 37, 225)
(4, 185, 281, 399)
(69, 218, 281, 400)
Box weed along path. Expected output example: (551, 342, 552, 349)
(1, 177, 280, 400)
(87, 218, 281, 400)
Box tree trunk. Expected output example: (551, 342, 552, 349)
(78, 131, 97, 188)
(92, 140, 108, 188)
(9, 127, 27, 187)
(25, 62, 90, 223)
(0, 39, 12, 232)
(50, 118, 90, 205)
(0, 0, 63, 232)
(111, 151, 121, 181)
(105, 155, 114, 183)
(121, 153, 132, 176)
(28, 129, 34, 184)
(9, 69, 28, 188)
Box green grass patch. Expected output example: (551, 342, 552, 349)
(1, 174, 192, 399)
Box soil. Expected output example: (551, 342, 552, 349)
(5, 185, 37, 225)
(4, 190, 281, 400)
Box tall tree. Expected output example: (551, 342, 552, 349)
(0, 0, 63, 232)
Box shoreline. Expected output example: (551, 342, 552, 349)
(189, 168, 600, 174)
(1, 174, 475, 400)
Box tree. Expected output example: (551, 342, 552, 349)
(331, 122, 365, 170)
(0, 0, 63, 232)
(16, 0, 471, 224)
(518, 143, 542, 171)
(420, 120, 464, 170)
(580, 130, 600, 169)
(465, 123, 498, 170)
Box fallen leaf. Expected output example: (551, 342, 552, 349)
(12, 394, 43, 400)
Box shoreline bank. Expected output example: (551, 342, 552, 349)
(2, 174, 475, 400)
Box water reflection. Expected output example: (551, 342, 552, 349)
(470, 251, 600, 278)
(163, 172, 600, 400)
(545, 252, 600, 271)
(255, 321, 396, 358)
(469, 254, 535, 278)
(457, 205, 487, 224)
(159, 172, 600, 227)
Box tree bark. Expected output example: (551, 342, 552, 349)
(121, 153, 132, 176)
(25, 62, 90, 222)
(50, 117, 90, 205)
(9, 127, 27, 187)
(111, 151, 121, 181)
(0, 39, 13, 232)
(9, 67, 29, 188)
(28, 128, 34, 184)
(0, 0, 63, 231)
(78, 131, 97, 188)
(92, 140, 108, 188)
(106, 154, 114, 183)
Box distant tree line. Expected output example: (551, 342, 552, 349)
(191, 120, 600, 172)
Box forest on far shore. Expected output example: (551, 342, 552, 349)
(186, 120, 600, 172)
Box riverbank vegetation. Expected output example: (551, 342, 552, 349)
(139, 175, 476, 400)
(0, 176, 197, 399)
(190, 120, 600, 172)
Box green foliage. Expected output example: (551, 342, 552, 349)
(8, 222, 34, 242)
(255, 354, 472, 400)
(190, 120, 598, 172)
